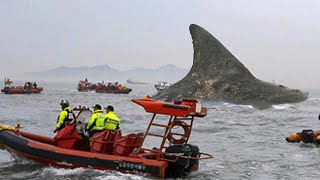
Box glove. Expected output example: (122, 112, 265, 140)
(53, 128, 58, 133)
(84, 130, 89, 137)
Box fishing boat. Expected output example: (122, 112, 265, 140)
(77, 78, 97, 92)
(1, 78, 43, 94)
(0, 98, 212, 178)
(95, 82, 132, 94)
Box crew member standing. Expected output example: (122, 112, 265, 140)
(86, 104, 105, 137)
(104, 105, 120, 130)
(54, 100, 72, 133)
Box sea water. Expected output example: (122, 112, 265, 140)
(0, 82, 319, 180)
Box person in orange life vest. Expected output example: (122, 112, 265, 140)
(54, 100, 72, 133)
(104, 105, 120, 130)
(86, 104, 105, 137)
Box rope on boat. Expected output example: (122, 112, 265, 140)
(0, 125, 14, 131)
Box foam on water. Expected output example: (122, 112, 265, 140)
(272, 104, 294, 110)
(222, 103, 254, 109)
(96, 173, 148, 180)
(42, 167, 87, 176)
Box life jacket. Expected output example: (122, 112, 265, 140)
(91, 111, 106, 131)
(56, 107, 73, 130)
(105, 111, 120, 130)
(301, 129, 314, 143)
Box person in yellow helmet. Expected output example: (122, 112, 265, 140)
(104, 105, 120, 130)
(54, 100, 72, 133)
(86, 104, 105, 137)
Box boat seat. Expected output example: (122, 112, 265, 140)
(135, 133, 144, 146)
(124, 133, 137, 145)
(113, 132, 144, 156)
(90, 129, 121, 154)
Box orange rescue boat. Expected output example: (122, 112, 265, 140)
(0, 98, 212, 178)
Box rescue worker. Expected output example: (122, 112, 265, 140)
(104, 105, 120, 130)
(86, 104, 105, 137)
(33, 82, 37, 88)
(54, 100, 72, 133)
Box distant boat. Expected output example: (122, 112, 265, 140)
(154, 81, 172, 92)
(95, 81, 132, 94)
(126, 79, 148, 85)
(1, 78, 43, 94)
(77, 78, 97, 92)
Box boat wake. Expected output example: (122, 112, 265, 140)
(222, 103, 255, 109)
(42, 167, 87, 176)
(42, 166, 150, 180)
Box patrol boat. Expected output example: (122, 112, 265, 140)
(0, 98, 212, 178)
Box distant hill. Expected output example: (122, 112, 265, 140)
(24, 64, 188, 83)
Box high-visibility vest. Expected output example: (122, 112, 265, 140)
(87, 110, 105, 131)
(105, 111, 120, 130)
(56, 107, 72, 130)
(92, 113, 106, 131)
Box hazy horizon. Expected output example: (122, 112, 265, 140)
(1, 1, 320, 89)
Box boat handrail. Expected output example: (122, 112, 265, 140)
(139, 148, 213, 162)
(159, 152, 213, 162)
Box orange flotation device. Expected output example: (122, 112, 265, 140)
(286, 129, 320, 144)
(167, 120, 191, 144)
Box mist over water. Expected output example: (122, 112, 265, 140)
(0, 83, 320, 179)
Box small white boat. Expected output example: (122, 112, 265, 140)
(126, 78, 149, 85)
(155, 81, 172, 92)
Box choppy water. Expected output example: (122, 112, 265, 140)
(0, 82, 320, 180)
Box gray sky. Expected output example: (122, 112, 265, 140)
(0, 0, 319, 89)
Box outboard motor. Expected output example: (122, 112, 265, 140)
(184, 144, 200, 175)
(164, 144, 191, 178)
